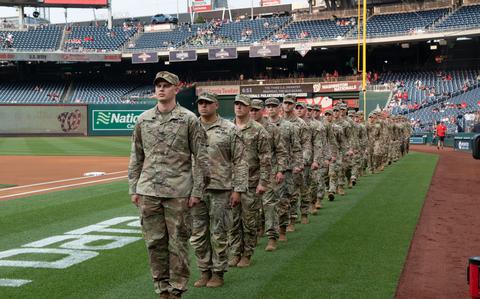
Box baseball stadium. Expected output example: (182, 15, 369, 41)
(0, 0, 480, 298)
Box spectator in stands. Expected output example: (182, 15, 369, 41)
(435, 121, 447, 150)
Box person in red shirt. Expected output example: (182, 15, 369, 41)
(435, 121, 447, 150)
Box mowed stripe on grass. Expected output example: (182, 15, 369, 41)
(0, 137, 131, 156)
(0, 152, 437, 299)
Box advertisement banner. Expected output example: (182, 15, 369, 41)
(261, 0, 281, 6)
(169, 50, 197, 62)
(249, 45, 281, 58)
(88, 104, 154, 136)
(189, 0, 212, 12)
(0, 52, 122, 62)
(131, 52, 159, 64)
(44, 0, 107, 5)
(240, 83, 313, 97)
(315, 81, 362, 93)
(208, 47, 238, 60)
(196, 85, 240, 96)
(0, 105, 87, 135)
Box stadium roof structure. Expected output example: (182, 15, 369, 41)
(0, 0, 109, 8)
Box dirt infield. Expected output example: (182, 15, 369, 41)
(396, 145, 480, 299)
(0, 156, 128, 200)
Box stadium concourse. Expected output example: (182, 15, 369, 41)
(1, 0, 480, 298)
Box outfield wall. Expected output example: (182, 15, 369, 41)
(0, 104, 88, 136)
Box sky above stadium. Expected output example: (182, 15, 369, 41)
(0, 0, 303, 24)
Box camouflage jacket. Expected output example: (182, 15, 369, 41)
(201, 116, 248, 192)
(357, 122, 368, 150)
(311, 119, 329, 164)
(268, 117, 303, 170)
(333, 118, 350, 153)
(284, 114, 312, 166)
(235, 118, 272, 188)
(128, 105, 209, 198)
(325, 120, 341, 157)
(259, 117, 288, 174)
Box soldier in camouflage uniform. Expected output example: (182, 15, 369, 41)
(368, 112, 385, 173)
(250, 99, 288, 251)
(324, 108, 341, 201)
(294, 102, 314, 224)
(229, 95, 272, 268)
(282, 96, 311, 232)
(310, 107, 330, 212)
(190, 92, 248, 288)
(355, 111, 368, 177)
(128, 71, 210, 299)
(265, 97, 303, 242)
(346, 109, 360, 186)
(332, 105, 351, 196)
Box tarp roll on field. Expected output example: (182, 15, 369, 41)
(0, 105, 88, 135)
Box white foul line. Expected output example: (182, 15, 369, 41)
(0, 279, 32, 287)
(0, 176, 127, 200)
(0, 170, 128, 191)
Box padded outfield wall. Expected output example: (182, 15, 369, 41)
(0, 104, 88, 136)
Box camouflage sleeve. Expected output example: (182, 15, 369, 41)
(231, 130, 248, 193)
(257, 128, 272, 187)
(328, 125, 339, 157)
(313, 125, 329, 163)
(290, 124, 303, 169)
(301, 123, 313, 165)
(189, 117, 210, 198)
(272, 125, 288, 173)
(128, 122, 144, 195)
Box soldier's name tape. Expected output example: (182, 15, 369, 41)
(0, 216, 141, 287)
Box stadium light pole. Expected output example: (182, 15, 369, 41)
(362, 0, 367, 120)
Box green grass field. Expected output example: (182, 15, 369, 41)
(0, 151, 438, 299)
(0, 137, 131, 156)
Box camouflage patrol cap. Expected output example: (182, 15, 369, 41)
(306, 104, 314, 110)
(251, 99, 264, 110)
(154, 71, 180, 85)
(234, 94, 251, 106)
(283, 94, 297, 104)
(295, 102, 306, 108)
(340, 104, 348, 110)
(347, 110, 356, 116)
(324, 109, 333, 115)
(265, 97, 280, 106)
(313, 105, 321, 111)
(196, 92, 218, 103)
(332, 106, 340, 112)
(356, 110, 364, 116)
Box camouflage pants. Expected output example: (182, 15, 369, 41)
(278, 170, 292, 227)
(373, 142, 383, 171)
(190, 190, 232, 273)
(315, 167, 327, 200)
(138, 195, 190, 295)
(338, 152, 351, 187)
(288, 171, 304, 220)
(328, 156, 343, 193)
(300, 167, 312, 216)
(261, 179, 280, 240)
(229, 188, 261, 258)
(352, 152, 363, 180)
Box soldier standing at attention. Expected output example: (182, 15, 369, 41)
(190, 92, 248, 288)
(128, 71, 210, 299)
(265, 97, 303, 242)
(250, 99, 288, 251)
(229, 95, 272, 268)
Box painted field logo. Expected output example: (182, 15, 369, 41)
(92, 110, 144, 131)
(0, 216, 141, 288)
